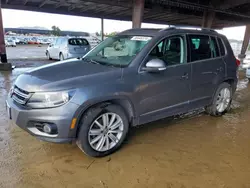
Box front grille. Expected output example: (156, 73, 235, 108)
(11, 85, 31, 105)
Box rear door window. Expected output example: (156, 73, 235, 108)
(210, 36, 220, 58)
(68, 38, 89, 46)
(217, 38, 226, 56)
(188, 35, 212, 62)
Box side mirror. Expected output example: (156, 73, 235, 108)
(142, 59, 167, 73)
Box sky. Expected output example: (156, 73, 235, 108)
(2, 9, 246, 40)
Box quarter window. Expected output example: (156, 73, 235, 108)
(148, 36, 185, 66)
(210, 36, 220, 58)
(217, 38, 226, 56)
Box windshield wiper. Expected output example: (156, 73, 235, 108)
(82, 57, 100, 65)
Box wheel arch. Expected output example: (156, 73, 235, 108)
(223, 78, 237, 93)
(74, 97, 137, 138)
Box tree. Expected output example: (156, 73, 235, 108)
(106, 32, 118, 37)
(51, 25, 61, 36)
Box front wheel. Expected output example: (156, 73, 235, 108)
(46, 51, 52, 60)
(205, 82, 232, 116)
(76, 104, 129, 157)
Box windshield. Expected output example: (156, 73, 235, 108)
(84, 35, 152, 67)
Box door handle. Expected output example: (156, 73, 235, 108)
(217, 67, 223, 72)
(181, 73, 189, 80)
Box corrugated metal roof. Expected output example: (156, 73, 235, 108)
(2, 0, 250, 29)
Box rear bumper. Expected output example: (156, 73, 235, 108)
(6, 96, 79, 144)
(246, 69, 250, 78)
(66, 52, 87, 59)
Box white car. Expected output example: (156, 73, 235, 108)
(242, 55, 250, 69)
(40, 39, 51, 45)
(46, 37, 90, 61)
(5, 39, 16, 47)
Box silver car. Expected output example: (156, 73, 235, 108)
(46, 37, 90, 60)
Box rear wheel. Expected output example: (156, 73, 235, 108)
(205, 82, 232, 116)
(76, 104, 129, 157)
(59, 53, 64, 61)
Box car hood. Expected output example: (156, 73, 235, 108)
(15, 58, 122, 92)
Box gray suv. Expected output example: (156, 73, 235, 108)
(6, 28, 239, 157)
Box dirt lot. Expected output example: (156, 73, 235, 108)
(1, 68, 250, 188)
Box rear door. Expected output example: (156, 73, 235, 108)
(188, 34, 226, 107)
(68, 38, 90, 55)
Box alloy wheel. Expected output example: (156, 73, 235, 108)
(88, 113, 124, 152)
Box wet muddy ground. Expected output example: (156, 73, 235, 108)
(1, 69, 250, 188)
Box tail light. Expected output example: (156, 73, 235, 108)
(236, 59, 241, 67)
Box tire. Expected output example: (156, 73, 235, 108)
(248, 78, 250, 82)
(59, 53, 64, 61)
(205, 82, 232, 116)
(76, 104, 129, 157)
(46, 51, 52, 60)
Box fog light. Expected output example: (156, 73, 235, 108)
(43, 123, 52, 134)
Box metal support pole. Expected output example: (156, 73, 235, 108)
(0, 5, 7, 63)
(101, 18, 104, 41)
(132, 0, 144, 28)
(202, 10, 215, 29)
(239, 25, 250, 59)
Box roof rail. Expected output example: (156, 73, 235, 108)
(161, 26, 217, 33)
(201, 28, 217, 33)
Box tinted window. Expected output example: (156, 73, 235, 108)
(217, 38, 226, 56)
(188, 35, 211, 62)
(148, 36, 185, 66)
(210, 36, 220, 58)
(68, 38, 89, 45)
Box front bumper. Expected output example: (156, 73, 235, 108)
(6, 96, 80, 143)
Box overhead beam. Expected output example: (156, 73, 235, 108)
(39, 0, 49, 8)
(23, 0, 28, 5)
(219, 0, 249, 9)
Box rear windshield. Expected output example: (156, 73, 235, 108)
(68, 38, 89, 46)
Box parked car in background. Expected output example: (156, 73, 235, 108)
(40, 39, 51, 45)
(242, 55, 250, 69)
(46, 37, 90, 60)
(28, 40, 37, 44)
(6, 28, 239, 157)
(5, 39, 16, 47)
(16, 38, 28, 44)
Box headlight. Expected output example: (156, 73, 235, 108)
(27, 90, 76, 109)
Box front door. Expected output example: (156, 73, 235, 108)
(138, 35, 191, 124)
(187, 35, 226, 107)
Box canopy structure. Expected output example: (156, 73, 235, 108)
(1, 0, 250, 28)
